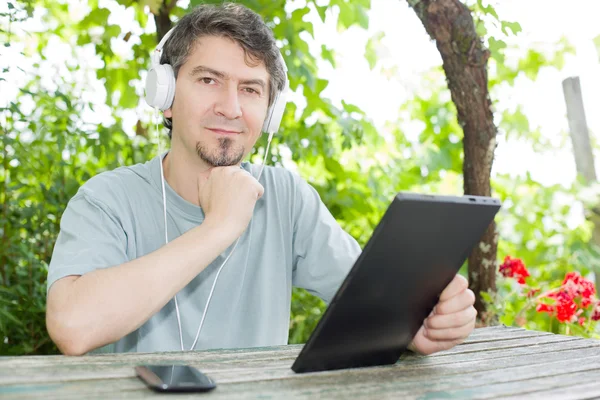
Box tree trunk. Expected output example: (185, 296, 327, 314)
(562, 77, 600, 291)
(407, 0, 498, 323)
(153, 0, 175, 43)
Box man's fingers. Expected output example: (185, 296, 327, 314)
(424, 318, 475, 341)
(435, 288, 475, 315)
(438, 274, 469, 302)
(425, 306, 477, 330)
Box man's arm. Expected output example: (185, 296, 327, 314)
(289, 173, 362, 303)
(47, 165, 263, 356)
(46, 220, 236, 356)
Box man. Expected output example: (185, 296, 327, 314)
(46, 3, 476, 356)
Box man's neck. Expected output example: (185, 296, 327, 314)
(162, 140, 239, 208)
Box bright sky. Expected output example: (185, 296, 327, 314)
(2, 0, 600, 190)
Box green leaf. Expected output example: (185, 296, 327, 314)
(79, 7, 110, 29)
(480, 291, 493, 304)
(105, 25, 122, 40)
(321, 45, 336, 67)
(488, 37, 507, 64)
(365, 31, 385, 70)
(0, 307, 22, 327)
(337, 2, 354, 30)
(315, 5, 327, 23)
(356, 5, 369, 29)
(341, 100, 364, 115)
(315, 78, 328, 94)
(475, 21, 487, 37)
(594, 35, 600, 63)
(475, 0, 499, 21)
(501, 21, 522, 36)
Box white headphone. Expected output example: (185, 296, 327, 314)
(144, 26, 288, 352)
(144, 27, 289, 136)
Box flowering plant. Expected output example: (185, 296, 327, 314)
(483, 256, 600, 338)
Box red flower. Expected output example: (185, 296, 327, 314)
(554, 291, 577, 322)
(536, 303, 554, 314)
(537, 289, 578, 323)
(592, 301, 600, 322)
(499, 256, 530, 284)
(533, 271, 599, 325)
(562, 272, 596, 307)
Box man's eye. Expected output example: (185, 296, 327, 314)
(200, 77, 215, 84)
(244, 87, 260, 95)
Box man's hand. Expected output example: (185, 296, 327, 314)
(198, 166, 264, 239)
(407, 274, 476, 356)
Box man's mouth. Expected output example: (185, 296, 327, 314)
(206, 127, 242, 135)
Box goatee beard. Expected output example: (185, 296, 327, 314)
(196, 137, 244, 167)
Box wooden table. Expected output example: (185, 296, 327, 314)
(2, 325, 600, 399)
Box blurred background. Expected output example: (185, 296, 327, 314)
(1, 0, 600, 355)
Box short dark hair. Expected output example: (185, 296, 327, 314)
(160, 3, 286, 139)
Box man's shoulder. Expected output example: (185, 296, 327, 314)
(246, 163, 304, 186)
(72, 160, 155, 208)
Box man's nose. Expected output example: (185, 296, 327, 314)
(214, 84, 242, 119)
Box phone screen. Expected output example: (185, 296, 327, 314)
(136, 364, 216, 392)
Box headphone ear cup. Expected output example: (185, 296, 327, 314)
(145, 64, 176, 111)
(262, 83, 288, 134)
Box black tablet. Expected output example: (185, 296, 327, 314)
(291, 192, 501, 373)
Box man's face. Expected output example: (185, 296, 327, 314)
(164, 35, 270, 167)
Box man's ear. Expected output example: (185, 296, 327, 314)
(164, 108, 172, 118)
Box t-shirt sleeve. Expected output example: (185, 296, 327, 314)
(291, 175, 362, 304)
(46, 190, 128, 296)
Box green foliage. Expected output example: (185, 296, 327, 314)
(2, 0, 596, 356)
(0, 61, 155, 354)
(486, 175, 600, 337)
(1, 0, 376, 354)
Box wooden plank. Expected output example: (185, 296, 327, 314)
(0, 332, 583, 385)
(199, 352, 600, 399)
(500, 380, 600, 400)
(2, 327, 598, 399)
(207, 344, 600, 383)
(398, 336, 593, 366)
(5, 350, 600, 400)
(426, 369, 600, 399)
(428, 331, 581, 357)
(461, 329, 551, 344)
(0, 326, 517, 367)
(0, 327, 563, 374)
(0, 331, 587, 386)
(3, 340, 600, 399)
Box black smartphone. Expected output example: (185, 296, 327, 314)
(135, 364, 217, 393)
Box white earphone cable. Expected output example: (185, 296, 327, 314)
(155, 110, 274, 351)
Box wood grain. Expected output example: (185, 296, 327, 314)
(1, 326, 599, 399)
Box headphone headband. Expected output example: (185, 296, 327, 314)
(151, 28, 175, 67)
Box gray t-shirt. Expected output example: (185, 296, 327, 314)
(47, 152, 361, 354)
